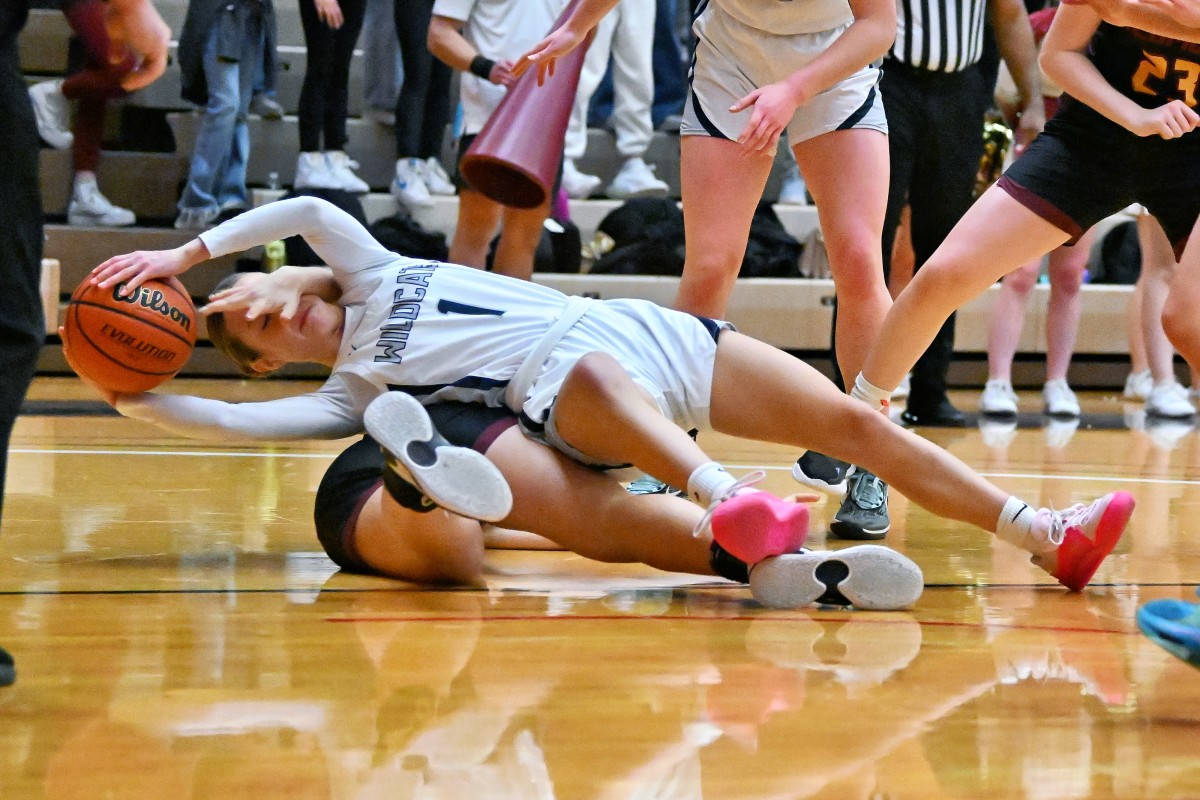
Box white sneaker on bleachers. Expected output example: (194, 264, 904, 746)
(777, 165, 809, 205)
(392, 158, 433, 208)
(29, 79, 73, 150)
(294, 152, 337, 190)
(424, 157, 456, 196)
(326, 151, 369, 193)
(606, 157, 669, 200)
(562, 158, 602, 199)
(68, 177, 135, 227)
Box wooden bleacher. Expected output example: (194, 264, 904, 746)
(23, 0, 1147, 388)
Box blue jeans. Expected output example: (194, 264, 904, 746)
(179, 3, 264, 214)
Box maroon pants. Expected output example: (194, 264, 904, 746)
(60, 0, 133, 172)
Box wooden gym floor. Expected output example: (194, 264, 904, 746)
(1, 377, 1198, 799)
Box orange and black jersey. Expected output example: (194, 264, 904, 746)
(1087, 22, 1200, 110)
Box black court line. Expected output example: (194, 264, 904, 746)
(20, 400, 120, 417)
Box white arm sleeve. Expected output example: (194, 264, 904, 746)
(114, 372, 380, 442)
(197, 197, 396, 278)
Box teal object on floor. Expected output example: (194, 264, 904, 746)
(1137, 599, 1200, 670)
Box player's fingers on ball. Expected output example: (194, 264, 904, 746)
(120, 273, 151, 296)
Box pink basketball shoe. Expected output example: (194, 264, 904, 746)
(699, 473, 809, 564)
(1033, 492, 1135, 591)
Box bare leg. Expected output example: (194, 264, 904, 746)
(549, 333, 1008, 533)
(494, 200, 551, 281)
(551, 352, 715, 492)
(986, 260, 1039, 383)
(448, 188, 502, 268)
(675, 135, 773, 318)
(709, 332, 1009, 532)
(354, 424, 714, 581)
(1044, 230, 1091, 382)
(1164, 254, 1200, 372)
(1127, 275, 1149, 376)
(1138, 213, 1181, 383)
(354, 491, 490, 584)
(793, 129, 891, 384)
(861, 186, 1071, 393)
(487, 427, 712, 575)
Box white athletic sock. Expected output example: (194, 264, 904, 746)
(994, 496, 1046, 553)
(688, 462, 738, 506)
(851, 372, 893, 412)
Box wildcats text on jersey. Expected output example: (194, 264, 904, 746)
(374, 264, 439, 364)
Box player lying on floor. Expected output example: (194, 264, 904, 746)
(79, 195, 1134, 598)
(309, 397, 926, 609)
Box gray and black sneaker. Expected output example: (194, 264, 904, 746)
(830, 470, 890, 540)
(364, 392, 513, 522)
(749, 545, 923, 610)
(626, 474, 687, 497)
(791, 450, 855, 499)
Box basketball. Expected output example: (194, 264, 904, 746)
(63, 276, 197, 393)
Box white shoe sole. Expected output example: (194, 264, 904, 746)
(790, 461, 851, 501)
(363, 392, 513, 522)
(749, 545, 924, 610)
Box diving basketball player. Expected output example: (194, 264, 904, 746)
(80, 195, 1135, 599)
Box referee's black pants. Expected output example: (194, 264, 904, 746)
(0, 26, 47, 524)
(877, 59, 989, 410)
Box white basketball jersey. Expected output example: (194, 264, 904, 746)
(118, 197, 725, 445)
(214, 197, 573, 404)
(709, 0, 852, 36)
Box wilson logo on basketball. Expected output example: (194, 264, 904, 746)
(99, 323, 180, 363)
(112, 285, 193, 332)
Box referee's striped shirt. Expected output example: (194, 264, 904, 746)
(891, 0, 989, 73)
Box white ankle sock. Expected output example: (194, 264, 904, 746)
(995, 496, 1042, 553)
(687, 462, 737, 506)
(851, 373, 893, 412)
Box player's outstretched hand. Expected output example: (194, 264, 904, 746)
(90, 245, 196, 296)
(58, 326, 121, 407)
(513, 27, 585, 85)
(201, 270, 301, 320)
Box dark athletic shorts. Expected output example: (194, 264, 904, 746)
(998, 102, 1200, 257)
(314, 402, 518, 575)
